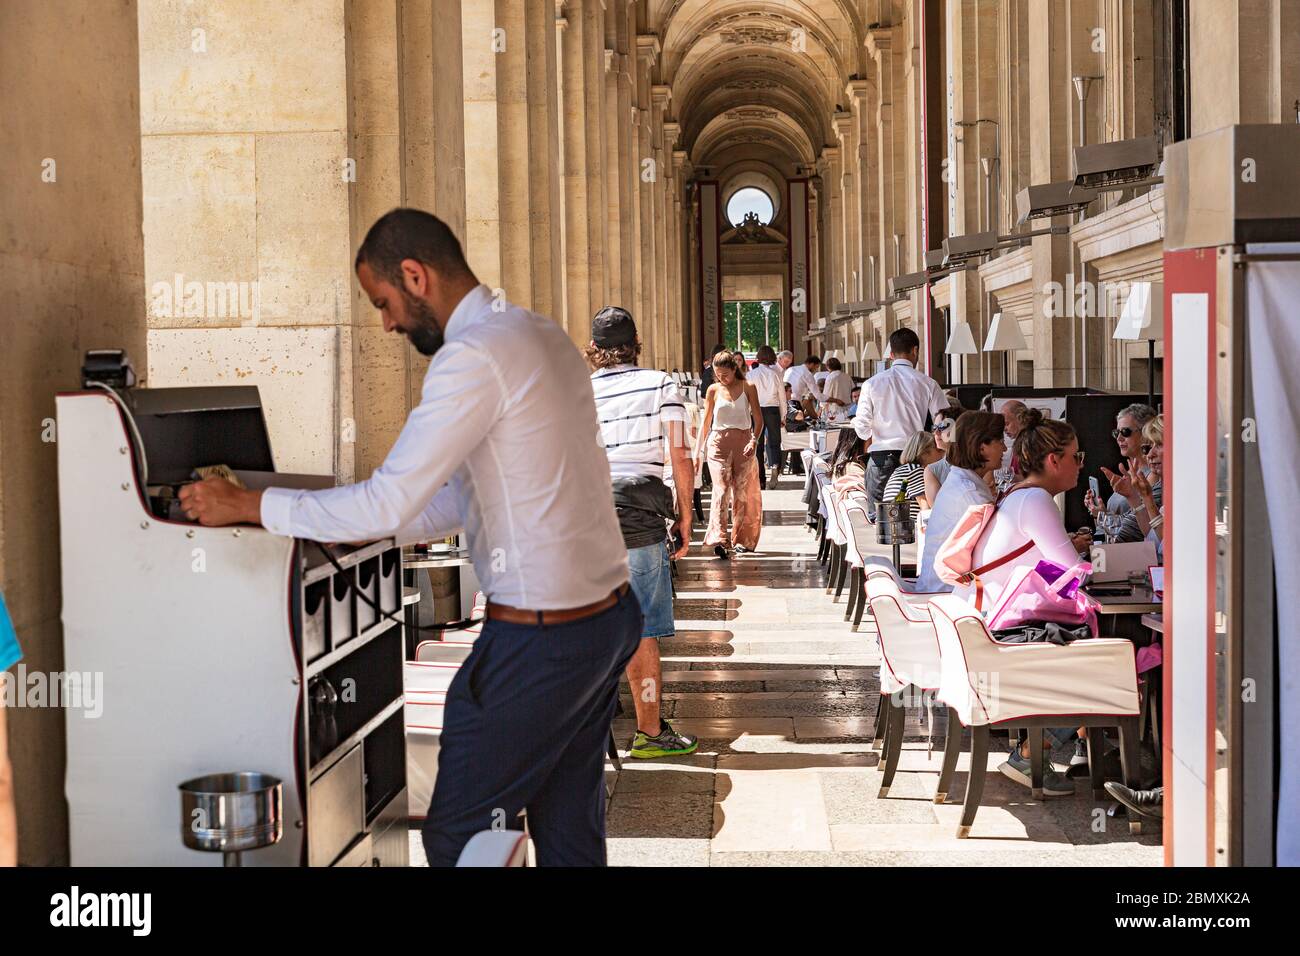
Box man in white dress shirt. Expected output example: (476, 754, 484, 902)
(783, 355, 824, 414)
(852, 327, 948, 520)
(820, 357, 853, 423)
(179, 208, 641, 867)
(748, 345, 785, 486)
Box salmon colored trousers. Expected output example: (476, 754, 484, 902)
(704, 427, 763, 550)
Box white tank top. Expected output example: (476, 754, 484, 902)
(712, 387, 752, 431)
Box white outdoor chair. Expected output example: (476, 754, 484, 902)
(927, 595, 1144, 837)
(864, 576, 949, 796)
(841, 497, 904, 629)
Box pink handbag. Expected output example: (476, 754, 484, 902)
(985, 559, 1099, 638)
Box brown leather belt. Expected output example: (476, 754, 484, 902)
(486, 582, 630, 626)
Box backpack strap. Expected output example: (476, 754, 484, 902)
(958, 484, 1035, 610)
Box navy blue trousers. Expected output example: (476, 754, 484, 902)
(421, 587, 642, 867)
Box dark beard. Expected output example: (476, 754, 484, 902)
(402, 291, 445, 356)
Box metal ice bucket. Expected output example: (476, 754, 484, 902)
(876, 501, 915, 546)
(179, 771, 283, 866)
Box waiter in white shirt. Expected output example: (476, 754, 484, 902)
(783, 355, 824, 415)
(852, 327, 948, 521)
(748, 345, 785, 487)
(820, 357, 853, 423)
(179, 208, 641, 867)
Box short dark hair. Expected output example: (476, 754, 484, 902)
(826, 357, 842, 371)
(355, 208, 471, 284)
(937, 404, 968, 422)
(947, 411, 1006, 470)
(756, 345, 778, 365)
(888, 327, 920, 356)
(804, 356, 821, 368)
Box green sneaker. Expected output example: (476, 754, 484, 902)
(630, 721, 699, 759)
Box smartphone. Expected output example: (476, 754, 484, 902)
(1088, 475, 1100, 499)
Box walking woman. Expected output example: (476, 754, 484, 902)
(695, 350, 764, 558)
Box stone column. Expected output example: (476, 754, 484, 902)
(140, 0, 353, 481)
(634, 35, 660, 357)
(560, 0, 593, 342)
(808, 183, 822, 335)
(650, 95, 674, 371)
(673, 149, 691, 368)
(831, 111, 856, 301)
(553, 2, 569, 331)
(821, 146, 844, 307)
(3, 0, 150, 864)
(1191, 0, 1300, 132)
(1027, 0, 1079, 386)
(582, 0, 609, 316)
(465, 0, 562, 317)
(604, 49, 628, 307)
(616, 54, 637, 312)
(847, 78, 877, 301)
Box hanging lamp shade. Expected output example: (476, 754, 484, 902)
(983, 312, 1028, 352)
(1113, 281, 1164, 342)
(945, 321, 979, 355)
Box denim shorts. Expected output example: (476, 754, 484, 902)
(627, 540, 675, 639)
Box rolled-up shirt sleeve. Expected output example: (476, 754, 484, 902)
(261, 340, 503, 542)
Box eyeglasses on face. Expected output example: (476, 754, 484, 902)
(1072, 450, 1086, 465)
(934, 420, 953, 432)
(1140, 443, 1152, 455)
(1112, 427, 1136, 439)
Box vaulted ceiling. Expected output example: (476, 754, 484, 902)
(649, 0, 869, 194)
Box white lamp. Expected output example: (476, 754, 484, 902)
(982, 312, 1027, 384)
(944, 320, 979, 385)
(1113, 280, 1163, 406)
(862, 339, 882, 362)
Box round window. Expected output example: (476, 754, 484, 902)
(726, 187, 774, 227)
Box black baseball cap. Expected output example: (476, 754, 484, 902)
(591, 306, 637, 347)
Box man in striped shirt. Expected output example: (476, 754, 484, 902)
(587, 307, 699, 760)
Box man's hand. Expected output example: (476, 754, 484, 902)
(178, 477, 263, 527)
(670, 518, 691, 559)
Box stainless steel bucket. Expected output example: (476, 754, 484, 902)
(876, 501, 915, 545)
(179, 771, 283, 866)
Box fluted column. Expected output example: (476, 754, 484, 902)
(818, 148, 842, 311)
(847, 78, 877, 302)
(559, 0, 593, 342)
(582, 0, 609, 316)
(634, 35, 660, 358)
(831, 111, 855, 303)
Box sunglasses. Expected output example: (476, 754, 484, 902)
(1140, 443, 1152, 455)
(934, 420, 953, 432)
(1112, 427, 1137, 438)
(1072, 451, 1086, 465)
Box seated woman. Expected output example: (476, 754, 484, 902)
(956, 410, 1094, 797)
(912, 411, 1006, 593)
(882, 431, 944, 518)
(922, 405, 969, 504)
(956, 409, 1091, 608)
(1102, 413, 1164, 562)
(829, 428, 869, 496)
